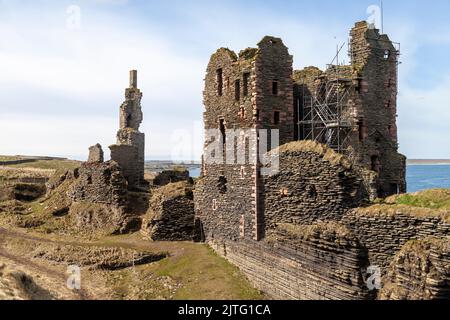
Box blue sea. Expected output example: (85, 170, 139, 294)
(189, 168, 201, 178)
(407, 165, 450, 193)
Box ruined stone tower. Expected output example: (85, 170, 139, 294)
(347, 22, 406, 196)
(196, 21, 406, 243)
(109, 70, 145, 190)
(195, 37, 294, 241)
(194, 22, 449, 301)
(294, 21, 406, 198)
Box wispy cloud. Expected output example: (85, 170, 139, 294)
(0, 0, 450, 160)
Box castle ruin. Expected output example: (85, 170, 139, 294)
(109, 70, 146, 190)
(194, 22, 450, 300)
(295, 21, 406, 198)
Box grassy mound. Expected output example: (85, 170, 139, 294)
(387, 189, 450, 210)
(270, 140, 352, 169)
(354, 189, 450, 223)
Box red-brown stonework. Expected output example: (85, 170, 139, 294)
(294, 21, 406, 198)
(194, 22, 449, 300)
(197, 36, 294, 242)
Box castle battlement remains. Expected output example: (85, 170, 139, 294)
(194, 22, 449, 300)
(110, 70, 146, 190)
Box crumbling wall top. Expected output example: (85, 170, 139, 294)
(129, 70, 138, 89)
(238, 47, 258, 60)
(257, 36, 285, 48)
(88, 143, 104, 163)
(210, 48, 238, 63)
(293, 66, 323, 83)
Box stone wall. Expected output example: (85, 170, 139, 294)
(68, 161, 128, 207)
(88, 144, 104, 163)
(262, 141, 369, 232)
(254, 36, 295, 146)
(110, 143, 140, 189)
(152, 170, 191, 187)
(210, 223, 374, 300)
(341, 207, 450, 269)
(379, 238, 450, 300)
(141, 182, 195, 241)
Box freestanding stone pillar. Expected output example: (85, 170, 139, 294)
(109, 70, 145, 190)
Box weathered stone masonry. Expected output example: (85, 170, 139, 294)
(141, 181, 195, 241)
(46, 71, 149, 235)
(110, 70, 146, 190)
(294, 21, 406, 198)
(210, 223, 374, 300)
(195, 22, 449, 300)
(197, 36, 294, 242)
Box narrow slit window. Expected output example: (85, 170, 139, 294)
(272, 81, 279, 95)
(216, 68, 223, 96)
(219, 119, 226, 145)
(355, 79, 362, 94)
(273, 111, 280, 125)
(235, 80, 241, 101)
(358, 120, 366, 142)
(218, 176, 227, 194)
(243, 72, 250, 97)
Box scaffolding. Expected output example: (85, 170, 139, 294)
(297, 34, 401, 155)
(298, 43, 353, 154)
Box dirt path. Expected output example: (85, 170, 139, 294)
(0, 227, 91, 300)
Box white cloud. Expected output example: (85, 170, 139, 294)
(0, 2, 449, 160)
(0, 3, 204, 159)
(0, 114, 115, 159)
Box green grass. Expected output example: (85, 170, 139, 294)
(357, 189, 450, 223)
(0, 156, 22, 161)
(151, 245, 263, 300)
(8, 159, 80, 171)
(394, 189, 450, 210)
(95, 235, 263, 300)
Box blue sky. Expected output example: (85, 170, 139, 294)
(1, 0, 450, 160)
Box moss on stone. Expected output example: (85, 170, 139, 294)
(239, 47, 258, 60)
(293, 66, 323, 83)
(152, 181, 193, 200)
(270, 140, 352, 169)
(274, 222, 356, 241)
(387, 189, 450, 210)
(354, 203, 450, 223)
